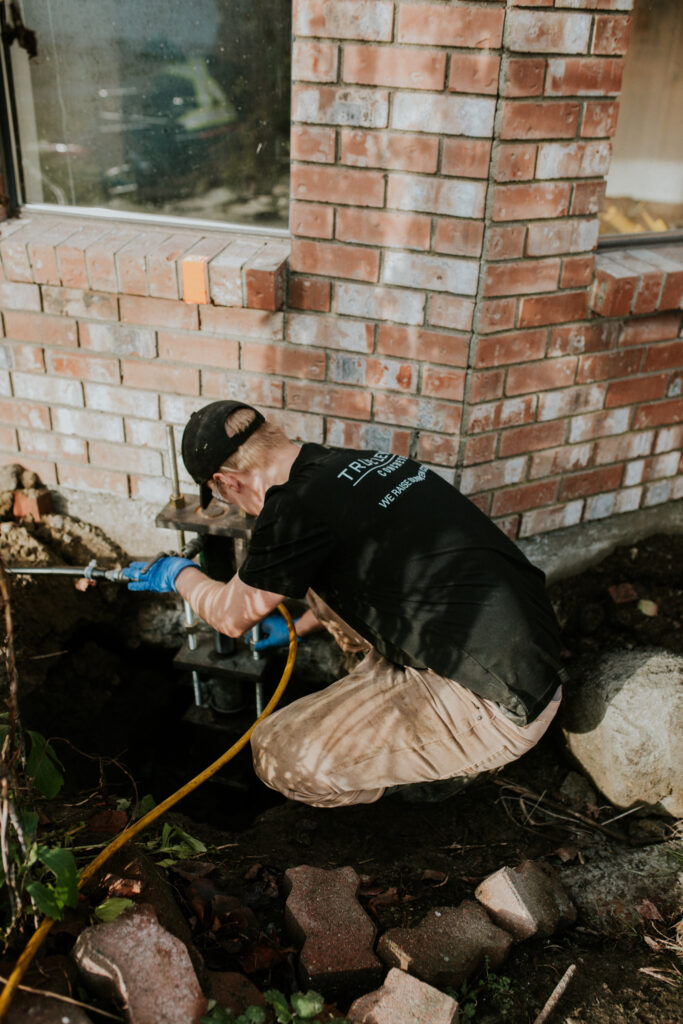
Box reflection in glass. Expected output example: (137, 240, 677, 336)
(11, 0, 291, 227)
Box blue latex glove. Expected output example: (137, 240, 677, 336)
(250, 612, 299, 651)
(122, 556, 198, 593)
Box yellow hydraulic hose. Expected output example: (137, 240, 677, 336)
(0, 604, 297, 1021)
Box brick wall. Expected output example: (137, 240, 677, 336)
(0, 0, 681, 541)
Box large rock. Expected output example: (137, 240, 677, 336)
(562, 649, 683, 817)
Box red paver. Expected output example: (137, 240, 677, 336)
(348, 967, 459, 1024)
(13, 489, 52, 521)
(284, 864, 384, 1003)
(377, 899, 512, 988)
(206, 971, 266, 1017)
(475, 860, 577, 941)
(72, 904, 207, 1024)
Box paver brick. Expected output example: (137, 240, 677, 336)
(475, 860, 576, 941)
(348, 968, 459, 1024)
(284, 864, 383, 1003)
(377, 900, 512, 989)
(72, 903, 207, 1024)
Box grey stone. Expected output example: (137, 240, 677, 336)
(475, 861, 576, 941)
(72, 904, 207, 1024)
(562, 648, 683, 816)
(348, 968, 459, 1024)
(0, 463, 21, 490)
(377, 900, 512, 989)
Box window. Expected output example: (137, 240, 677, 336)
(2, 0, 291, 228)
(601, 0, 683, 236)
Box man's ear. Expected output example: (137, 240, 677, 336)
(213, 469, 242, 494)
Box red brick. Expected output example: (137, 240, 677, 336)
(464, 434, 498, 466)
(335, 282, 425, 325)
(545, 57, 624, 96)
(244, 244, 289, 311)
(500, 101, 580, 140)
(122, 360, 199, 395)
(0, 426, 18, 453)
(291, 125, 337, 163)
(377, 325, 469, 368)
(519, 291, 589, 327)
(549, 320, 619, 356)
(422, 367, 466, 402)
(476, 328, 548, 368)
(478, 298, 517, 334)
(506, 10, 592, 55)
(89, 440, 162, 476)
(119, 294, 197, 331)
(374, 393, 462, 434)
(568, 407, 631, 443)
(30, 223, 81, 286)
(638, 248, 683, 310)
(46, 351, 120, 385)
(469, 369, 504, 403)
(388, 174, 487, 219)
(397, 4, 504, 48)
(449, 53, 500, 95)
(328, 353, 416, 392)
(0, 223, 37, 282)
(484, 260, 560, 297)
(288, 276, 331, 311)
(634, 397, 679, 430)
(292, 165, 385, 207)
(581, 100, 620, 138)
(17, 428, 85, 466)
(0, 281, 41, 312)
(291, 201, 335, 240)
(12, 488, 54, 518)
(462, 455, 528, 495)
(492, 183, 571, 222)
(336, 208, 431, 250)
(560, 464, 623, 500)
(292, 84, 389, 128)
(58, 227, 111, 289)
(442, 139, 492, 179)
(147, 233, 199, 299)
(537, 140, 611, 179)
(242, 342, 325, 380)
(208, 240, 263, 307)
(325, 419, 410, 453)
(293, 40, 338, 82)
(591, 259, 637, 317)
(504, 58, 546, 98)
(341, 129, 439, 173)
(493, 144, 537, 182)
(434, 220, 485, 259)
(561, 255, 595, 288)
(592, 15, 631, 55)
(287, 312, 373, 352)
(294, 0, 394, 42)
(417, 433, 460, 466)
(605, 375, 669, 409)
(200, 371, 283, 408)
(611, 253, 665, 316)
(84, 228, 144, 293)
(158, 331, 239, 369)
(507, 356, 577, 395)
(519, 501, 583, 538)
(492, 480, 558, 517)
(486, 225, 526, 262)
(290, 238, 379, 282)
(468, 395, 537, 434)
(0, 398, 51, 430)
(529, 443, 593, 479)
(499, 419, 567, 456)
(1, 339, 42, 371)
(577, 348, 641, 383)
(643, 341, 683, 372)
(118, 231, 170, 296)
(537, 382, 606, 422)
(429, 295, 476, 332)
(58, 464, 129, 496)
(344, 45, 446, 90)
(3, 311, 77, 347)
(655, 424, 683, 455)
(200, 306, 284, 340)
(527, 218, 599, 256)
(286, 380, 372, 419)
(571, 181, 607, 216)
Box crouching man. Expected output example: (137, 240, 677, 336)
(123, 400, 566, 808)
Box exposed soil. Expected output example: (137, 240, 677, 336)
(1, 490, 681, 1024)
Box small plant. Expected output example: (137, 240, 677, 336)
(450, 957, 515, 1021)
(201, 989, 351, 1024)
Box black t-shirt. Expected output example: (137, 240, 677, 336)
(239, 445, 565, 723)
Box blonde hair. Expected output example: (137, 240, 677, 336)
(221, 407, 289, 471)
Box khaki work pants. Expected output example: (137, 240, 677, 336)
(250, 593, 561, 808)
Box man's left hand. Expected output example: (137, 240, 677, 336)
(249, 612, 298, 651)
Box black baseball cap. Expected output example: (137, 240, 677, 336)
(181, 400, 265, 507)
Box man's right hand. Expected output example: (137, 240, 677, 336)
(122, 556, 197, 593)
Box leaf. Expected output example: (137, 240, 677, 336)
(25, 880, 62, 919)
(637, 599, 659, 618)
(36, 845, 78, 911)
(290, 991, 324, 1018)
(637, 899, 664, 922)
(26, 731, 64, 799)
(265, 989, 292, 1023)
(133, 793, 156, 820)
(94, 897, 136, 922)
(243, 1008, 267, 1023)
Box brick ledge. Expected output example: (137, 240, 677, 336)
(0, 214, 290, 311)
(591, 243, 683, 318)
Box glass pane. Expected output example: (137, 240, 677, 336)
(10, 0, 291, 227)
(602, 0, 683, 235)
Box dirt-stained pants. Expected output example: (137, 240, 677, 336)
(250, 592, 561, 808)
